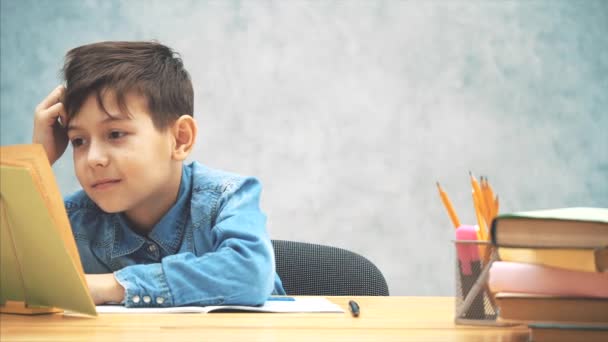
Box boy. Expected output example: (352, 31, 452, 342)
(32, 41, 285, 307)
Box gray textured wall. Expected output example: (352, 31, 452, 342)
(1, 0, 607, 296)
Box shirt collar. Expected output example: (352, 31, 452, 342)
(111, 214, 146, 258)
(110, 164, 192, 259)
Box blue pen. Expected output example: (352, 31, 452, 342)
(267, 296, 295, 301)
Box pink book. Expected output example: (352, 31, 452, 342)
(488, 261, 608, 298)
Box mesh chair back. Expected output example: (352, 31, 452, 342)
(272, 240, 389, 296)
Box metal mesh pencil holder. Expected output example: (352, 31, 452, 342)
(453, 240, 508, 326)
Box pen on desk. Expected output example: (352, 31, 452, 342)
(436, 182, 461, 229)
(348, 300, 360, 317)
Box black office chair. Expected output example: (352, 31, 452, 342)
(271, 239, 389, 296)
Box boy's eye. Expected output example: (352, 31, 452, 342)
(70, 138, 86, 148)
(109, 131, 126, 139)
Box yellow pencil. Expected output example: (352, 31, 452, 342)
(469, 172, 487, 220)
(471, 189, 488, 241)
(470, 172, 489, 239)
(481, 176, 496, 222)
(471, 189, 489, 261)
(436, 182, 461, 229)
(485, 177, 500, 221)
(480, 177, 488, 220)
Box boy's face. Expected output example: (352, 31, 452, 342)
(67, 90, 179, 216)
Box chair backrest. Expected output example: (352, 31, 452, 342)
(271, 239, 389, 296)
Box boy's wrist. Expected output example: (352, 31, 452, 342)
(107, 273, 126, 303)
(85, 273, 125, 304)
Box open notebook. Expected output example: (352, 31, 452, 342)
(94, 297, 344, 314)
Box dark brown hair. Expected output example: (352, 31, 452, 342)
(62, 41, 193, 130)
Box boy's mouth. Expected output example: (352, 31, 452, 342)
(91, 178, 121, 189)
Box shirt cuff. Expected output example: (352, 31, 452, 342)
(114, 263, 174, 307)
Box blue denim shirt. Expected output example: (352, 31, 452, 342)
(64, 161, 285, 308)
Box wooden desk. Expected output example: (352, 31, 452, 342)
(1, 296, 528, 341)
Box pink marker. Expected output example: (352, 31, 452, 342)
(455, 225, 480, 275)
(455, 225, 485, 319)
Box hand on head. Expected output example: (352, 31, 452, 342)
(33, 85, 69, 165)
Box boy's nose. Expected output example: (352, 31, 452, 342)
(87, 141, 109, 168)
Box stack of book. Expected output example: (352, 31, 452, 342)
(488, 207, 608, 342)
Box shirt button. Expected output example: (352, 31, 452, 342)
(148, 244, 157, 253)
(156, 297, 165, 304)
(143, 295, 151, 304)
(132, 295, 141, 303)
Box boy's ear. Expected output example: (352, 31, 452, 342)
(171, 115, 197, 161)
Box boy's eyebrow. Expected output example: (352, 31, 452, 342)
(66, 115, 130, 132)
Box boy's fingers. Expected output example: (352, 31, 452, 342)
(35, 85, 65, 112)
(57, 103, 68, 127)
(41, 102, 67, 126)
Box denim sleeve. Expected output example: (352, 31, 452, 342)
(114, 178, 275, 308)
